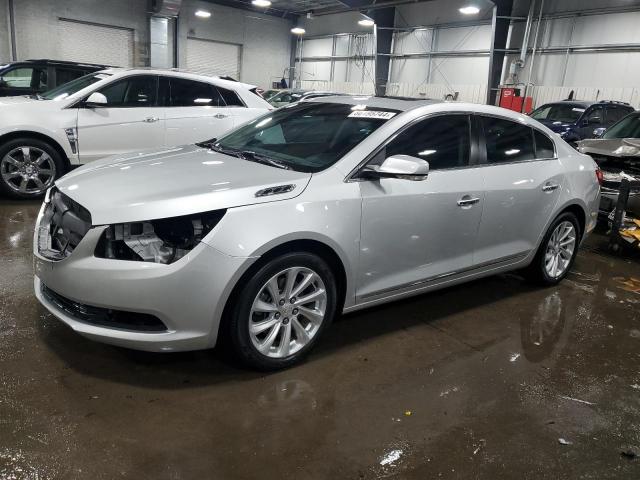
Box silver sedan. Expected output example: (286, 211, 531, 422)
(33, 97, 601, 370)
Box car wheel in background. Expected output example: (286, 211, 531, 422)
(228, 252, 338, 370)
(0, 137, 64, 199)
(524, 212, 581, 286)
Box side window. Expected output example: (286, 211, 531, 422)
(0, 67, 44, 89)
(382, 115, 471, 170)
(481, 116, 535, 164)
(169, 78, 224, 107)
(217, 86, 244, 107)
(606, 106, 630, 125)
(97, 75, 158, 107)
(55, 68, 86, 86)
(584, 106, 603, 125)
(533, 130, 555, 159)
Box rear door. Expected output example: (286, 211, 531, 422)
(164, 77, 235, 145)
(474, 116, 564, 265)
(76, 74, 165, 163)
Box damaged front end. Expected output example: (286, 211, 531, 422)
(95, 211, 226, 264)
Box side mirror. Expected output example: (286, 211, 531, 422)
(84, 92, 107, 108)
(362, 155, 430, 181)
(593, 127, 606, 138)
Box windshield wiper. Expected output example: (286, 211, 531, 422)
(240, 150, 290, 170)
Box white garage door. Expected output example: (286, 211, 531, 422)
(186, 37, 241, 79)
(58, 19, 134, 67)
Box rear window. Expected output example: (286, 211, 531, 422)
(531, 104, 585, 123)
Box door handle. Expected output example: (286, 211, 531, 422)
(542, 183, 560, 192)
(457, 196, 480, 207)
(214, 113, 229, 119)
(143, 117, 160, 123)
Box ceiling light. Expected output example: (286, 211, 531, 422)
(358, 13, 375, 27)
(252, 0, 271, 7)
(195, 9, 211, 18)
(459, 5, 480, 14)
(291, 26, 306, 35)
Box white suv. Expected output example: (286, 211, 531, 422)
(0, 68, 271, 198)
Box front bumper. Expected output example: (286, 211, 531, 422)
(34, 222, 254, 352)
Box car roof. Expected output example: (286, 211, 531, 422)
(306, 95, 440, 111)
(540, 99, 633, 109)
(96, 67, 256, 90)
(19, 59, 109, 68)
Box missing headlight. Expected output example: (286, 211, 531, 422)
(95, 210, 226, 264)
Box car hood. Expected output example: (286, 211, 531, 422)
(577, 137, 640, 156)
(55, 144, 312, 225)
(536, 119, 573, 132)
(0, 95, 39, 106)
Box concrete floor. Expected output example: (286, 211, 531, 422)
(1, 200, 640, 480)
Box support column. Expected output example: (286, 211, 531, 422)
(486, 0, 514, 105)
(372, 7, 394, 97)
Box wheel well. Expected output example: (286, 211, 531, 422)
(220, 239, 348, 335)
(0, 131, 70, 172)
(559, 204, 586, 238)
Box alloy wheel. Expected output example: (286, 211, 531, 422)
(544, 221, 576, 279)
(249, 266, 327, 358)
(0, 146, 57, 195)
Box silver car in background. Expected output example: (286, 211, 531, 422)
(33, 97, 601, 370)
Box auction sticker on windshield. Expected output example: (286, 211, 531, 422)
(348, 110, 397, 120)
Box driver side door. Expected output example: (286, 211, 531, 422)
(356, 114, 485, 301)
(76, 75, 165, 163)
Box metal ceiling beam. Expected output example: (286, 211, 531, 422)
(486, 0, 513, 104)
(372, 7, 395, 96)
(317, 0, 437, 16)
(201, 0, 298, 20)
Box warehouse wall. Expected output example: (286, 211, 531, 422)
(0, 0, 10, 62)
(7, 0, 149, 66)
(178, 0, 292, 88)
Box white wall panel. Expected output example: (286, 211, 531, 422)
(436, 25, 492, 52)
(393, 30, 432, 54)
(429, 56, 488, 86)
(302, 38, 333, 58)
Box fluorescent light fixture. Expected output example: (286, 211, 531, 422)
(459, 5, 480, 14)
(358, 14, 375, 27)
(252, 0, 271, 6)
(291, 26, 306, 34)
(195, 9, 211, 18)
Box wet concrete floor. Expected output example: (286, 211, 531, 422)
(1, 199, 640, 479)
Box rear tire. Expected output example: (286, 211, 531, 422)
(0, 137, 65, 199)
(524, 212, 581, 286)
(228, 252, 338, 371)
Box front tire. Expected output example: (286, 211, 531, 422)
(228, 252, 338, 370)
(0, 137, 64, 199)
(524, 212, 580, 286)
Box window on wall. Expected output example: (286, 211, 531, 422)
(481, 116, 535, 164)
(381, 115, 471, 170)
(97, 75, 159, 107)
(168, 78, 225, 107)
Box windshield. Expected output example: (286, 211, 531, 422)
(214, 102, 398, 173)
(603, 113, 640, 139)
(530, 104, 585, 123)
(40, 72, 111, 100)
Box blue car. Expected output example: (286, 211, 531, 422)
(529, 100, 634, 146)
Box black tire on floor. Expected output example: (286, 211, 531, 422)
(524, 211, 581, 286)
(227, 252, 337, 371)
(0, 137, 65, 199)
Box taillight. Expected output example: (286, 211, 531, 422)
(595, 167, 603, 186)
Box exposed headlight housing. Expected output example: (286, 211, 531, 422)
(613, 145, 640, 156)
(95, 210, 225, 264)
